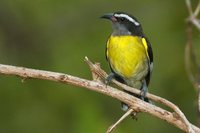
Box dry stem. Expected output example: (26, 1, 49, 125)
(85, 57, 195, 133)
(185, 0, 200, 128)
(0, 60, 199, 132)
(106, 109, 133, 133)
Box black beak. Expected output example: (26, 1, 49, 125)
(100, 13, 114, 20)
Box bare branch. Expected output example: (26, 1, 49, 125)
(185, 1, 200, 128)
(85, 57, 195, 133)
(185, 22, 197, 86)
(0, 61, 199, 132)
(186, 0, 193, 16)
(106, 109, 133, 133)
(186, 0, 200, 30)
(194, 0, 200, 17)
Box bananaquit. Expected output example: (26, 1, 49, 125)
(101, 12, 153, 111)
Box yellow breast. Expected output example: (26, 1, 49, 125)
(106, 36, 148, 79)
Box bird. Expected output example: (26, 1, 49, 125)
(101, 12, 153, 111)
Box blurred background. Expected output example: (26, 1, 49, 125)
(0, 0, 199, 132)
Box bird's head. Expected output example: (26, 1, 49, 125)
(101, 12, 143, 36)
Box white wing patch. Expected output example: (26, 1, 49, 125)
(114, 14, 140, 26)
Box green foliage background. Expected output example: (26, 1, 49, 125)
(0, 0, 199, 132)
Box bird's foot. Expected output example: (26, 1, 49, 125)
(140, 87, 147, 101)
(121, 102, 138, 120)
(105, 73, 115, 84)
(131, 111, 138, 121)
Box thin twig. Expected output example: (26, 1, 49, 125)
(0, 61, 199, 132)
(186, 0, 193, 16)
(186, 0, 200, 30)
(185, 0, 200, 128)
(185, 22, 196, 86)
(194, 0, 200, 17)
(106, 109, 133, 133)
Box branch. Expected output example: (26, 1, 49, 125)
(186, 0, 200, 30)
(185, 0, 200, 87)
(0, 60, 199, 132)
(185, 1, 200, 125)
(106, 109, 133, 133)
(194, 1, 200, 17)
(85, 57, 195, 133)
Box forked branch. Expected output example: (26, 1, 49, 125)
(0, 58, 199, 133)
(185, 0, 200, 116)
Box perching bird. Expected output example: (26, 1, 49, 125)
(101, 12, 153, 111)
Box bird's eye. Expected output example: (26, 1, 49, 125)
(120, 17, 125, 21)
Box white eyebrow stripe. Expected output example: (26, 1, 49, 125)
(114, 14, 140, 26)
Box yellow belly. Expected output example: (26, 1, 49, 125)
(106, 36, 148, 80)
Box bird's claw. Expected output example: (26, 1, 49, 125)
(140, 87, 147, 100)
(105, 73, 115, 84)
(131, 111, 138, 121)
